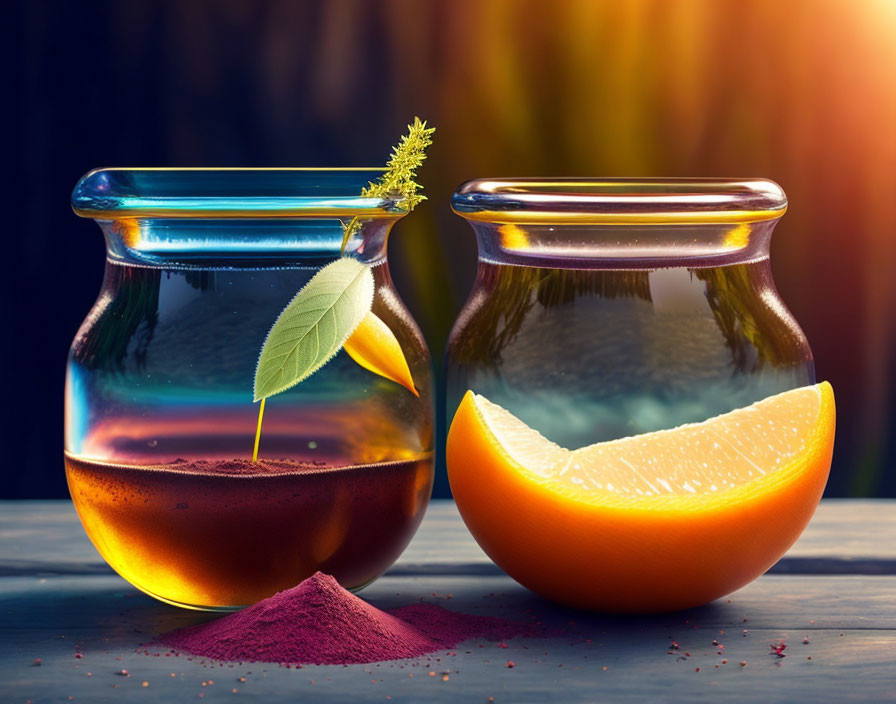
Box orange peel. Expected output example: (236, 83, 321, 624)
(447, 383, 835, 612)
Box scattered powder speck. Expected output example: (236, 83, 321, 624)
(769, 640, 787, 658)
(155, 572, 541, 666)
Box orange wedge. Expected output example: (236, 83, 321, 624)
(344, 311, 418, 396)
(447, 383, 835, 612)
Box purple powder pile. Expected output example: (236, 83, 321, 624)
(156, 572, 539, 666)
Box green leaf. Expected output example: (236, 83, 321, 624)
(254, 257, 374, 401)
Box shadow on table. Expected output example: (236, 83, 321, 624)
(365, 572, 734, 645)
(4, 570, 741, 658)
(1, 577, 221, 647)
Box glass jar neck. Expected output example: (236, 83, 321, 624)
(466, 220, 778, 269)
(73, 168, 405, 269)
(97, 217, 395, 269)
(452, 178, 787, 269)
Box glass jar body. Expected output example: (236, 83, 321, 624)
(446, 178, 813, 460)
(443, 178, 826, 612)
(446, 254, 814, 451)
(66, 169, 434, 610)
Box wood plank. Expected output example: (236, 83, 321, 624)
(5, 573, 896, 637)
(2, 572, 896, 703)
(2, 500, 894, 575)
(6, 630, 895, 703)
(3, 500, 896, 701)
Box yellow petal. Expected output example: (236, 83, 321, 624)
(344, 311, 419, 396)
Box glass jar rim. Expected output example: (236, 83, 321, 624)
(452, 177, 787, 225)
(71, 167, 407, 220)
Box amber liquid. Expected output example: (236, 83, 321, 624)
(65, 454, 433, 610)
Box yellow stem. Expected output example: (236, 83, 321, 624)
(341, 216, 360, 254)
(252, 397, 266, 462)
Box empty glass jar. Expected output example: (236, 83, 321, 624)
(446, 178, 813, 456)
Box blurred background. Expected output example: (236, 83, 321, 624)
(5, 0, 895, 498)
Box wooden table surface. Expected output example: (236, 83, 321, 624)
(2, 499, 895, 703)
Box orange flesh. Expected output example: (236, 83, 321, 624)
(447, 383, 835, 612)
